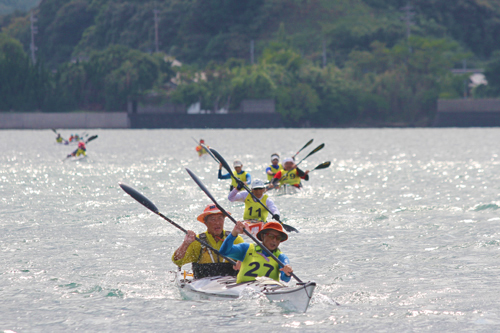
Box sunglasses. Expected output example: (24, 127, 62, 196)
(264, 232, 283, 241)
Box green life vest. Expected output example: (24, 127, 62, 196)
(230, 171, 248, 189)
(237, 244, 281, 283)
(267, 163, 283, 181)
(243, 193, 269, 222)
(280, 169, 300, 186)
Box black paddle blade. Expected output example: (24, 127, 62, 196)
(209, 148, 231, 173)
(185, 168, 218, 204)
(282, 223, 299, 233)
(305, 143, 325, 159)
(86, 135, 98, 143)
(119, 183, 159, 214)
(313, 161, 331, 171)
(51, 128, 58, 134)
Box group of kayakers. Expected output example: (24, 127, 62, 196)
(170, 139, 320, 285)
(172, 203, 292, 283)
(53, 130, 98, 160)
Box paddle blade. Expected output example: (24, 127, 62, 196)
(283, 224, 299, 233)
(293, 139, 314, 158)
(209, 148, 231, 173)
(185, 168, 217, 204)
(119, 183, 159, 214)
(86, 135, 98, 143)
(313, 161, 331, 171)
(201, 144, 219, 163)
(51, 128, 58, 134)
(305, 143, 325, 159)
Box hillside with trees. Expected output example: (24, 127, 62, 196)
(2, 0, 500, 126)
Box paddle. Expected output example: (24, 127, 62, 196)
(292, 139, 313, 159)
(311, 161, 331, 172)
(275, 143, 325, 185)
(119, 183, 237, 265)
(191, 136, 200, 145)
(186, 168, 304, 283)
(63, 135, 98, 161)
(201, 143, 219, 163)
(210, 147, 298, 233)
(85, 135, 98, 144)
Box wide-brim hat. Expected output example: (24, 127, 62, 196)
(197, 204, 230, 223)
(257, 221, 288, 242)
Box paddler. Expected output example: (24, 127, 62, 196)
(172, 204, 244, 279)
(67, 141, 86, 158)
(268, 157, 309, 189)
(218, 160, 251, 191)
(219, 221, 292, 283)
(228, 179, 280, 236)
(56, 133, 67, 144)
(195, 139, 209, 157)
(265, 153, 283, 182)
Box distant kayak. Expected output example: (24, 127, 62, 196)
(175, 270, 316, 313)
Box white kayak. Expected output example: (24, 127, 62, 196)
(175, 270, 316, 313)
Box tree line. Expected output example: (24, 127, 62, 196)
(2, 0, 500, 126)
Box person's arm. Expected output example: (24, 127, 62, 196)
(266, 167, 274, 176)
(218, 169, 231, 180)
(172, 231, 198, 267)
(245, 172, 251, 185)
(266, 197, 280, 216)
(296, 168, 309, 181)
(228, 188, 247, 202)
(219, 232, 249, 261)
(278, 253, 291, 282)
(271, 171, 282, 187)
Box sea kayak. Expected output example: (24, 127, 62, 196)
(175, 270, 316, 312)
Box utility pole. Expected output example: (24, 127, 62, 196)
(153, 8, 160, 53)
(322, 39, 327, 68)
(250, 40, 254, 65)
(401, 2, 415, 53)
(463, 59, 468, 99)
(30, 11, 38, 63)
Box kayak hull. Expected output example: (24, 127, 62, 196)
(175, 271, 316, 313)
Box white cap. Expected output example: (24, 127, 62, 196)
(283, 157, 293, 164)
(251, 179, 266, 189)
(271, 154, 280, 161)
(233, 160, 243, 167)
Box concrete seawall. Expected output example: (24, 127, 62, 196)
(0, 112, 130, 129)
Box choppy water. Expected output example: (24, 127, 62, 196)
(1, 128, 500, 331)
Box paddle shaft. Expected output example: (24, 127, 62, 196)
(209, 148, 298, 233)
(277, 143, 324, 183)
(119, 183, 236, 265)
(292, 139, 313, 159)
(186, 168, 303, 283)
(157, 211, 237, 265)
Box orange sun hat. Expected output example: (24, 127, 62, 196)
(257, 221, 288, 242)
(197, 204, 230, 223)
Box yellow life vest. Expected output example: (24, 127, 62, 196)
(243, 193, 269, 222)
(280, 169, 300, 186)
(56, 137, 63, 143)
(230, 171, 247, 188)
(75, 148, 86, 157)
(196, 231, 232, 264)
(267, 163, 283, 182)
(237, 244, 281, 283)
